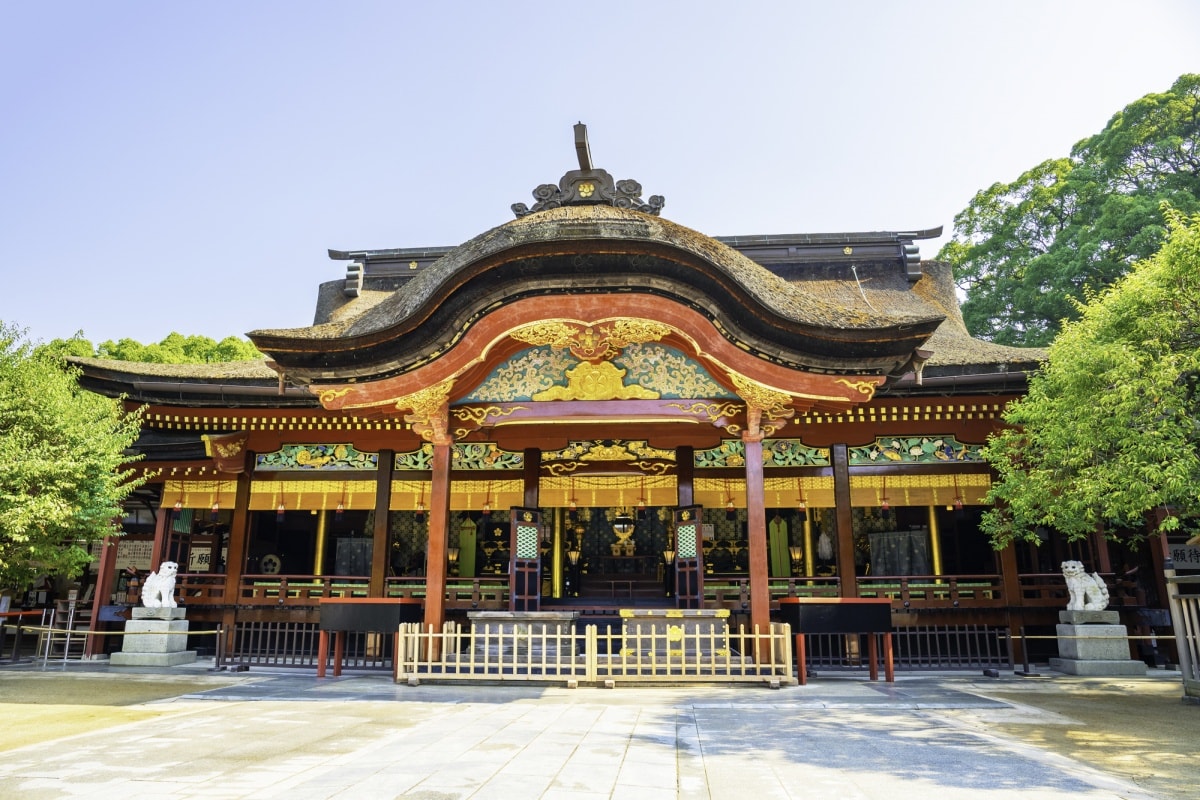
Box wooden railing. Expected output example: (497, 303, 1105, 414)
(396, 620, 795, 685)
(385, 577, 509, 609)
(239, 575, 371, 606)
(856, 575, 1006, 608)
(1018, 573, 1075, 604)
(175, 574, 226, 604)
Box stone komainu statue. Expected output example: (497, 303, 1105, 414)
(141, 561, 180, 609)
(1061, 560, 1110, 611)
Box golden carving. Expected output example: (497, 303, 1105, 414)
(533, 361, 660, 401)
(580, 444, 636, 461)
(579, 182, 595, 197)
(834, 378, 878, 400)
(317, 386, 353, 406)
(510, 319, 670, 363)
(395, 379, 454, 417)
(510, 321, 579, 350)
(451, 405, 526, 426)
(730, 373, 792, 415)
(667, 401, 743, 423)
(390, 379, 455, 443)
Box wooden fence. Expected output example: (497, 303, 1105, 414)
(1165, 573, 1200, 699)
(394, 621, 795, 686)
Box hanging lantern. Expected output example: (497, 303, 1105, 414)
(880, 477, 890, 519)
(795, 478, 807, 522)
(953, 475, 964, 515)
(335, 501, 345, 522)
(415, 500, 426, 525)
(637, 477, 648, 519)
(725, 498, 736, 521)
(482, 482, 492, 517)
(172, 500, 183, 517)
(568, 498, 578, 522)
(210, 501, 220, 522)
(276, 501, 286, 523)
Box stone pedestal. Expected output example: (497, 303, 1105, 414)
(110, 607, 197, 667)
(1049, 610, 1145, 676)
(466, 611, 579, 661)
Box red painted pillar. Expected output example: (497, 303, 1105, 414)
(423, 438, 451, 633)
(743, 432, 770, 635)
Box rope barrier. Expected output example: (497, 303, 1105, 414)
(17, 625, 222, 637)
(1015, 634, 1163, 640)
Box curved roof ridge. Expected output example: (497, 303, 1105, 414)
(250, 205, 942, 344)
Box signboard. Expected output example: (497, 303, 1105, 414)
(1168, 543, 1200, 571)
(188, 547, 212, 572)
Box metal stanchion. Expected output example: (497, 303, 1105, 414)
(1017, 625, 1041, 676)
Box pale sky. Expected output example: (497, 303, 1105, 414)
(2, 1, 1196, 347)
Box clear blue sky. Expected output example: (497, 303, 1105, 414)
(2, 1, 1196, 347)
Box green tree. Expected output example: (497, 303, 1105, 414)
(941, 74, 1200, 347)
(981, 209, 1200, 548)
(39, 332, 262, 363)
(0, 322, 146, 592)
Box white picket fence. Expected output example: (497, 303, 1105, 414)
(394, 621, 795, 686)
(1165, 573, 1200, 699)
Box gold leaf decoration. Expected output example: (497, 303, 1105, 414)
(729, 373, 792, 415)
(533, 361, 660, 401)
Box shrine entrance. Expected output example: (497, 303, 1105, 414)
(551, 504, 677, 608)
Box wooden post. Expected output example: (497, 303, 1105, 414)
(83, 533, 121, 658)
(220, 460, 253, 657)
(523, 448, 540, 508)
(676, 445, 694, 507)
(832, 444, 857, 597)
(1091, 523, 1113, 574)
(423, 439, 452, 633)
(743, 432, 770, 637)
(369, 449, 395, 597)
(150, 505, 169, 574)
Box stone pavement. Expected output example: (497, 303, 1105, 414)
(0, 660, 1193, 800)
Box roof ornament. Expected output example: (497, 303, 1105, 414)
(512, 123, 665, 218)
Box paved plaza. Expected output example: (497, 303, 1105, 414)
(0, 662, 1195, 800)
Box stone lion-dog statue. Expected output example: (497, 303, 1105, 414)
(1061, 560, 1109, 611)
(141, 561, 179, 608)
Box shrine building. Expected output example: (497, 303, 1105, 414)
(69, 125, 1168, 671)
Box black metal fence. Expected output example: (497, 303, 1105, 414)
(227, 621, 392, 670)
(802, 625, 1013, 673)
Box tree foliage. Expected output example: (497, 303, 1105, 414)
(940, 74, 1200, 346)
(0, 322, 146, 591)
(39, 331, 261, 363)
(981, 209, 1200, 548)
